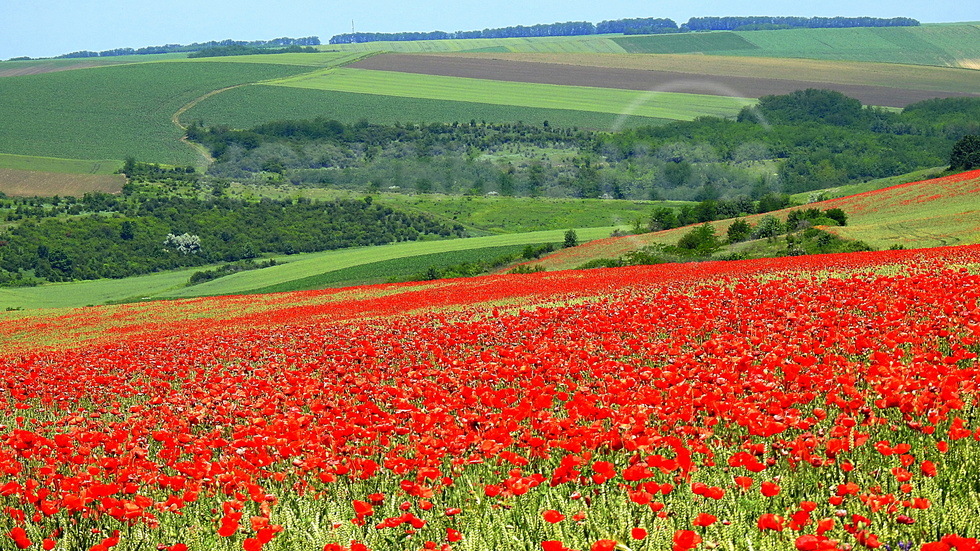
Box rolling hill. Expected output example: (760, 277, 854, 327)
(523, 169, 980, 271)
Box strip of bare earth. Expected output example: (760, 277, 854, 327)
(350, 53, 980, 108)
(0, 168, 124, 196)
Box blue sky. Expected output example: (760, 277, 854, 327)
(2, 0, 978, 60)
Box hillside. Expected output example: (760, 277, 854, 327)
(327, 24, 980, 67)
(525, 169, 980, 271)
(0, 237, 978, 549)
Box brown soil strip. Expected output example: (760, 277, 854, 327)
(351, 54, 979, 108)
(0, 168, 125, 197)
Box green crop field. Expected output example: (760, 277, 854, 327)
(0, 61, 316, 165)
(374, 195, 691, 234)
(0, 226, 623, 309)
(613, 32, 761, 54)
(0, 153, 122, 174)
(183, 83, 671, 130)
(243, 244, 535, 294)
(263, 68, 754, 121)
(723, 25, 980, 67)
(327, 35, 629, 54)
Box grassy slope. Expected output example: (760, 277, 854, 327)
(263, 68, 754, 121)
(0, 226, 623, 310)
(527, 169, 980, 271)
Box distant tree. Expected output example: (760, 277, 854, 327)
(949, 135, 980, 171)
(563, 229, 578, 248)
(676, 223, 721, 254)
(824, 208, 848, 226)
(727, 218, 752, 243)
(753, 215, 784, 240)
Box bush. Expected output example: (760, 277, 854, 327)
(949, 135, 980, 171)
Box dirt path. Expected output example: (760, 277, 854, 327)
(171, 84, 249, 166)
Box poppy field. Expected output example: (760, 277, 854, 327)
(1, 245, 979, 551)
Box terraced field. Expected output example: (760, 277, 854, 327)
(351, 54, 979, 107)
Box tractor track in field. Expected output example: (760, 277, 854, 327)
(171, 84, 250, 166)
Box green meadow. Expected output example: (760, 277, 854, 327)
(264, 68, 755, 121)
(0, 226, 624, 309)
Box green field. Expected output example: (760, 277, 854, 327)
(264, 68, 754, 121)
(0, 61, 316, 165)
(614, 32, 761, 54)
(184, 83, 671, 130)
(724, 25, 980, 67)
(374, 194, 690, 234)
(0, 226, 623, 309)
(243, 244, 534, 294)
(0, 153, 122, 174)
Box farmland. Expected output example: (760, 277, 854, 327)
(324, 24, 980, 68)
(0, 243, 978, 550)
(350, 54, 979, 108)
(0, 61, 318, 165)
(0, 168, 125, 197)
(180, 85, 670, 131)
(263, 68, 755, 121)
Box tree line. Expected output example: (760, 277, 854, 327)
(328, 16, 917, 44)
(0, 194, 463, 286)
(50, 36, 320, 60)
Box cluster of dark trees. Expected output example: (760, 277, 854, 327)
(328, 16, 917, 44)
(0, 194, 463, 285)
(189, 91, 980, 200)
(53, 37, 320, 60)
